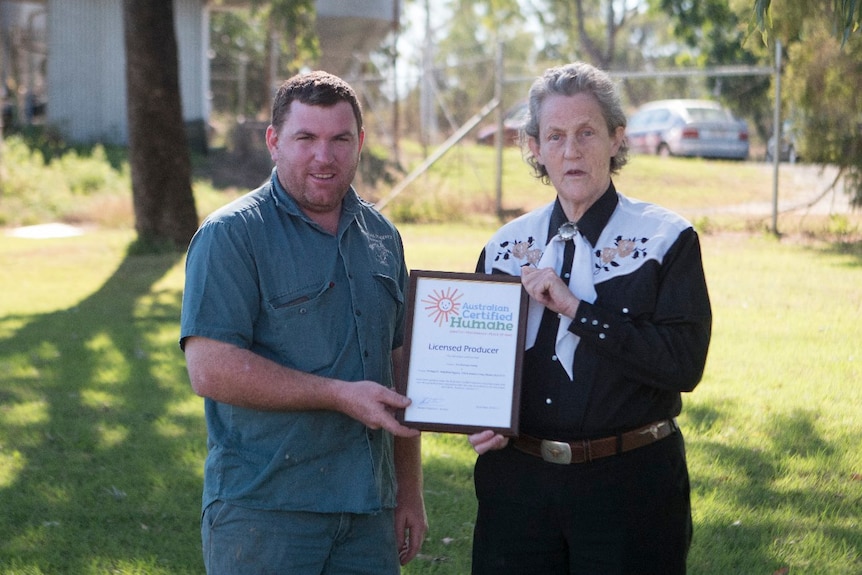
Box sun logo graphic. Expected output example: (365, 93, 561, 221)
(421, 287, 463, 327)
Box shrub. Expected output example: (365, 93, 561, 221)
(0, 135, 132, 227)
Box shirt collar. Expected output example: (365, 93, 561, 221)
(548, 181, 618, 247)
(268, 168, 361, 227)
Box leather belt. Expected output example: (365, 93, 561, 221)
(512, 419, 677, 465)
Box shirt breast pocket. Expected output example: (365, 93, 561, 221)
(266, 281, 342, 374)
(371, 272, 404, 343)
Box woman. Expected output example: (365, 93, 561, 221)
(469, 62, 712, 575)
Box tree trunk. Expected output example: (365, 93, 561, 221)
(123, 0, 199, 251)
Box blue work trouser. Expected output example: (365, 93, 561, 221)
(202, 500, 400, 575)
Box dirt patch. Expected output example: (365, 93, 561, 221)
(701, 163, 854, 217)
(6, 223, 86, 239)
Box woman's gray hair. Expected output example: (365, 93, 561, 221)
(522, 62, 629, 182)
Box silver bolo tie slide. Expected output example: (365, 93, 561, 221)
(558, 221, 578, 241)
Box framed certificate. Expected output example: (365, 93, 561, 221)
(396, 270, 527, 435)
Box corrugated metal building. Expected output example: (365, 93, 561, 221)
(45, 0, 209, 148)
(1, 0, 208, 147)
(2, 0, 397, 148)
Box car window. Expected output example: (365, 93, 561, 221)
(628, 112, 647, 130)
(686, 107, 730, 123)
(652, 109, 670, 125)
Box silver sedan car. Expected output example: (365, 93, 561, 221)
(627, 99, 749, 160)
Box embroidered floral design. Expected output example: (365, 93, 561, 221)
(495, 237, 543, 266)
(594, 236, 649, 272)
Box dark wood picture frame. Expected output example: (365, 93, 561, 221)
(396, 270, 527, 435)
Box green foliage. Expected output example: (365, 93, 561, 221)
(0, 136, 130, 227)
(824, 213, 858, 237)
(655, 0, 735, 48)
(755, 0, 862, 46)
(3, 131, 858, 235)
(752, 0, 862, 205)
(53, 147, 129, 196)
(253, 0, 317, 59)
(649, 0, 773, 139)
(0, 133, 241, 230)
(209, 10, 271, 116)
(209, 1, 317, 117)
(403, 0, 532, 136)
(531, 0, 642, 68)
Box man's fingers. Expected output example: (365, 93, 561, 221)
(384, 420, 421, 438)
(379, 386, 412, 409)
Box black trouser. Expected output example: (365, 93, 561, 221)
(472, 431, 692, 575)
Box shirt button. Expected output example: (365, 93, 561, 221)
(299, 308, 307, 315)
(545, 398, 552, 405)
(551, 355, 558, 361)
(591, 319, 599, 326)
(563, 273, 570, 279)
(603, 324, 610, 329)
(599, 333, 606, 340)
(580, 317, 587, 324)
(622, 307, 629, 314)
(355, 310, 362, 316)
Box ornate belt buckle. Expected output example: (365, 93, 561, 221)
(540, 440, 572, 464)
(639, 420, 667, 440)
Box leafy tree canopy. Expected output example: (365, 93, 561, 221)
(754, 0, 861, 46)
(753, 0, 862, 206)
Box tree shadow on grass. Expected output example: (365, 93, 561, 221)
(416, 405, 862, 574)
(0, 251, 205, 573)
(409, 441, 477, 574)
(810, 238, 862, 267)
(686, 407, 862, 574)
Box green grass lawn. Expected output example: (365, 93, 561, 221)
(1, 144, 861, 573)
(1, 224, 860, 574)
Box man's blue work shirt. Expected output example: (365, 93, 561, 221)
(180, 170, 408, 514)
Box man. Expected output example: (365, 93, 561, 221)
(180, 71, 427, 574)
(469, 62, 712, 574)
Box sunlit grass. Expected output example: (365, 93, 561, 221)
(2, 224, 861, 574)
(1, 145, 861, 572)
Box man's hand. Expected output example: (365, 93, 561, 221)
(394, 435, 427, 565)
(333, 380, 419, 438)
(184, 337, 418, 437)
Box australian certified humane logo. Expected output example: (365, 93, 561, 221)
(421, 287, 515, 332)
